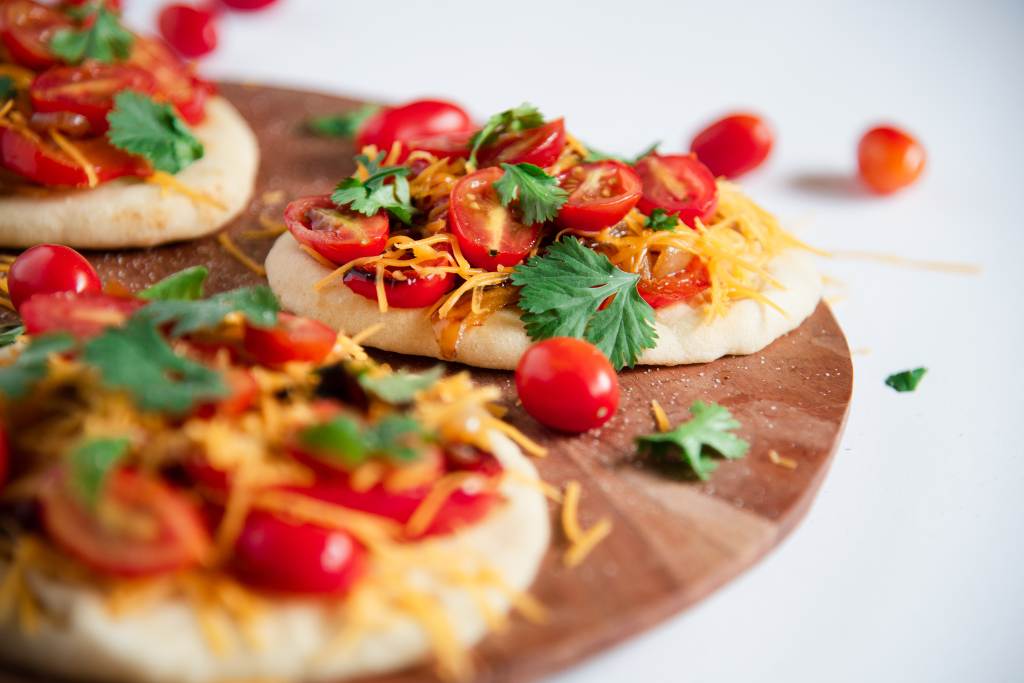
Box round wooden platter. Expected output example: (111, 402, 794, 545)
(0, 84, 853, 683)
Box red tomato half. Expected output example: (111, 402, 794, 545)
(20, 292, 145, 339)
(343, 257, 456, 309)
(857, 125, 926, 194)
(355, 99, 473, 153)
(633, 154, 718, 228)
(690, 113, 774, 179)
(40, 469, 212, 577)
(7, 244, 101, 311)
(158, 4, 218, 59)
(477, 118, 566, 168)
(405, 129, 474, 160)
(284, 195, 389, 266)
(0, 0, 71, 69)
(0, 126, 151, 187)
(31, 63, 158, 134)
(557, 161, 642, 232)
(242, 313, 336, 366)
(637, 256, 710, 309)
(448, 166, 541, 271)
(515, 337, 619, 433)
(128, 36, 210, 124)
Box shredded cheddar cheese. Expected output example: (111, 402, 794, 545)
(559, 480, 612, 568)
(146, 171, 227, 209)
(218, 232, 267, 276)
(768, 449, 798, 470)
(650, 399, 671, 433)
(48, 130, 98, 188)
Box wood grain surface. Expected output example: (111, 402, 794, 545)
(0, 84, 853, 683)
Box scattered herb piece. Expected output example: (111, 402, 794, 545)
(138, 285, 279, 337)
(107, 91, 204, 174)
(585, 141, 660, 164)
(306, 104, 380, 138)
(493, 163, 568, 225)
(636, 401, 749, 480)
(0, 324, 25, 348)
(645, 208, 679, 231)
(468, 103, 544, 167)
(69, 437, 130, 507)
(511, 237, 657, 369)
(0, 76, 15, 101)
(364, 414, 427, 462)
(139, 266, 209, 301)
(50, 5, 133, 64)
(358, 366, 444, 404)
(331, 152, 415, 225)
(885, 367, 927, 392)
(301, 414, 428, 467)
(301, 415, 366, 467)
(0, 334, 75, 400)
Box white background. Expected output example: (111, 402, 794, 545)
(125, 1, 1024, 681)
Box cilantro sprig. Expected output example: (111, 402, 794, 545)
(50, 5, 133, 64)
(307, 104, 380, 138)
(636, 401, 749, 480)
(68, 437, 130, 507)
(358, 366, 444, 405)
(645, 208, 679, 231)
(0, 324, 25, 348)
(107, 91, 204, 174)
(139, 266, 209, 301)
(468, 103, 544, 167)
(493, 163, 568, 225)
(138, 285, 278, 337)
(300, 414, 428, 468)
(331, 152, 415, 225)
(511, 237, 657, 369)
(885, 367, 927, 392)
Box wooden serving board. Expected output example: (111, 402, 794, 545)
(0, 84, 853, 683)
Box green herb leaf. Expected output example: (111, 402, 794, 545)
(139, 266, 209, 301)
(510, 237, 657, 369)
(301, 415, 367, 467)
(107, 91, 203, 174)
(0, 324, 25, 348)
(50, 5, 133, 64)
(138, 285, 279, 337)
(306, 104, 380, 138)
(330, 152, 415, 225)
(364, 414, 426, 462)
(585, 141, 660, 164)
(84, 317, 227, 413)
(645, 208, 679, 231)
(636, 401, 749, 480)
(468, 103, 544, 167)
(69, 437, 130, 507)
(885, 367, 927, 392)
(0, 334, 75, 400)
(358, 366, 444, 404)
(300, 414, 428, 468)
(493, 163, 568, 225)
(0, 76, 15, 102)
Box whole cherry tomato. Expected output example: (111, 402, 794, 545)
(690, 113, 774, 179)
(515, 337, 619, 433)
(857, 125, 926, 194)
(355, 99, 473, 153)
(7, 244, 101, 311)
(284, 195, 389, 266)
(633, 153, 718, 228)
(242, 313, 337, 366)
(158, 3, 218, 59)
(557, 160, 642, 232)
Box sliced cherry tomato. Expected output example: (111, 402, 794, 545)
(20, 291, 145, 339)
(30, 63, 158, 134)
(0, 0, 71, 70)
(557, 160, 642, 232)
(690, 113, 774, 179)
(355, 99, 473, 153)
(40, 468, 212, 577)
(637, 256, 710, 309)
(633, 153, 718, 228)
(857, 125, 926, 194)
(220, 0, 279, 10)
(7, 244, 101, 311)
(158, 4, 218, 59)
(284, 195, 389, 266)
(243, 312, 336, 366)
(0, 125, 151, 187)
(477, 118, 566, 168)
(448, 166, 541, 271)
(128, 36, 210, 124)
(515, 337, 619, 433)
(405, 129, 474, 160)
(344, 256, 456, 309)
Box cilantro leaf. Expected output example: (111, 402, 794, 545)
(0, 324, 24, 348)
(0, 334, 75, 400)
(358, 366, 444, 404)
(468, 103, 544, 167)
(364, 414, 426, 462)
(69, 437, 129, 508)
(139, 266, 209, 301)
(885, 367, 927, 392)
(138, 285, 279, 337)
(306, 104, 380, 138)
(510, 237, 657, 369)
(107, 91, 203, 174)
(83, 317, 227, 413)
(50, 5, 133, 64)
(636, 401, 749, 480)
(585, 141, 660, 164)
(330, 152, 415, 225)
(301, 415, 367, 467)
(0, 76, 15, 102)
(645, 208, 679, 231)
(300, 414, 428, 468)
(493, 163, 568, 225)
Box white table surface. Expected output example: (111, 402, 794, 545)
(125, 1, 1024, 680)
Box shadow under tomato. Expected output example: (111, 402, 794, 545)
(788, 171, 869, 200)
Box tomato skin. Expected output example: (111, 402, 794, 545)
(219, 0, 278, 10)
(30, 63, 158, 134)
(448, 166, 542, 271)
(284, 195, 389, 266)
(355, 99, 473, 153)
(857, 125, 926, 194)
(343, 263, 456, 309)
(515, 337, 619, 433)
(637, 257, 710, 309)
(0, 1, 71, 70)
(20, 292, 144, 339)
(7, 244, 101, 311)
(690, 113, 774, 179)
(557, 161, 642, 232)
(158, 4, 219, 59)
(0, 126, 151, 187)
(405, 129, 474, 160)
(633, 153, 718, 228)
(243, 313, 336, 366)
(40, 469, 212, 578)
(477, 118, 566, 168)
(128, 36, 210, 124)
